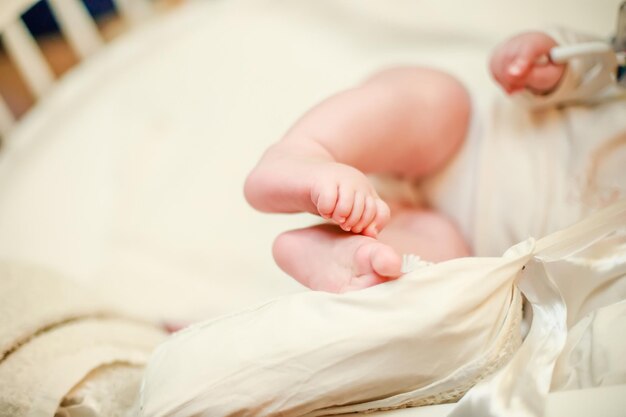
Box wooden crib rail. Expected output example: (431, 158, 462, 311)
(0, 0, 153, 140)
(3, 16, 55, 99)
(0, 94, 13, 137)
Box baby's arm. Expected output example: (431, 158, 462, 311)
(490, 29, 620, 108)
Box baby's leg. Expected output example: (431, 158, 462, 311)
(244, 67, 471, 237)
(273, 206, 469, 292)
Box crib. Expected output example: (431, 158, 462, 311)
(0, 1, 624, 416)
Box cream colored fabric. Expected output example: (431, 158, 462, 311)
(546, 230, 626, 392)
(0, 262, 166, 417)
(449, 200, 626, 416)
(57, 364, 145, 417)
(551, 301, 626, 391)
(138, 201, 626, 417)
(0, 317, 164, 417)
(0, 263, 116, 361)
(139, 251, 525, 417)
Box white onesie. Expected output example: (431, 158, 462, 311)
(421, 27, 626, 257)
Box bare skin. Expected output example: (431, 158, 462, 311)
(272, 206, 472, 292)
(490, 31, 565, 94)
(244, 31, 564, 293)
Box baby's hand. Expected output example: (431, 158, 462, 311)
(310, 163, 390, 237)
(490, 31, 565, 95)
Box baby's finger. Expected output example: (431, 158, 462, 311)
(525, 64, 565, 92)
(353, 196, 377, 235)
(502, 48, 533, 91)
(333, 186, 355, 224)
(508, 56, 532, 78)
(507, 38, 554, 87)
(495, 38, 528, 90)
(313, 183, 338, 219)
(508, 61, 532, 93)
(343, 192, 365, 231)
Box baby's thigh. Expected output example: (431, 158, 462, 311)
(365, 66, 472, 177)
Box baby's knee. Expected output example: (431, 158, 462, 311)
(412, 68, 471, 129)
(366, 66, 470, 130)
(366, 66, 468, 101)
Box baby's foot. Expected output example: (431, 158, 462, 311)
(272, 224, 403, 293)
(309, 163, 390, 237)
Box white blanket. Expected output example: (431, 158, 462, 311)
(138, 202, 626, 417)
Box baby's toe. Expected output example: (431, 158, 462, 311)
(312, 183, 338, 218)
(342, 192, 366, 231)
(353, 196, 377, 235)
(371, 199, 391, 232)
(333, 187, 355, 224)
(342, 274, 387, 292)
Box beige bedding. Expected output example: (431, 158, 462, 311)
(0, 263, 166, 417)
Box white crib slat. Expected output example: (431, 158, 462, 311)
(0, 0, 39, 30)
(3, 18, 54, 99)
(113, 0, 152, 24)
(0, 94, 15, 137)
(47, 0, 103, 59)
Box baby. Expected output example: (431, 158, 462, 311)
(244, 29, 626, 293)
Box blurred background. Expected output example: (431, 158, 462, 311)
(0, 0, 619, 120)
(0, 0, 182, 118)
